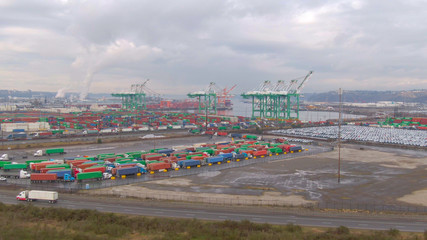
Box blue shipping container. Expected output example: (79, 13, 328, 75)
(47, 169, 72, 178)
(12, 129, 26, 133)
(230, 133, 242, 138)
(178, 159, 200, 168)
(157, 149, 175, 155)
(116, 166, 139, 176)
(289, 146, 302, 152)
(206, 156, 224, 164)
(218, 153, 233, 160)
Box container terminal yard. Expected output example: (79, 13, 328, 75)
(0, 80, 427, 232)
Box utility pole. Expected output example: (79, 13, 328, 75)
(338, 88, 342, 183)
(205, 97, 208, 132)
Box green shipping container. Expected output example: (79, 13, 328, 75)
(186, 154, 203, 159)
(149, 148, 167, 153)
(3, 164, 27, 170)
(269, 147, 283, 154)
(46, 164, 70, 169)
(0, 161, 11, 168)
(76, 171, 103, 181)
(75, 157, 96, 161)
(46, 148, 65, 155)
(25, 159, 46, 166)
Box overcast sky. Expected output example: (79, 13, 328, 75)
(0, 0, 426, 99)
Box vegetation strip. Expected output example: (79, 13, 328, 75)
(0, 202, 423, 240)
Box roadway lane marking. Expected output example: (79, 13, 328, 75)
(322, 222, 332, 225)
(218, 216, 226, 218)
(124, 209, 132, 212)
(186, 214, 195, 216)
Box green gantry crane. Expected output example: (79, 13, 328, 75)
(241, 71, 313, 120)
(111, 80, 149, 110)
(187, 82, 218, 115)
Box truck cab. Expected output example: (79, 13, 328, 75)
(16, 191, 28, 201)
(33, 150, 44, 157)
(0, 154, 10, 161)
(64, 174, 75, 182)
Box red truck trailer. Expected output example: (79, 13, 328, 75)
(147, 162, 172, 171)
(30, 173, 58, 183)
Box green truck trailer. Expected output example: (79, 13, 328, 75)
(3, 164, 27, 170)
(76, 171, 103, 182)
(34, 148, 66, 157)
(46, 148, 65, 155)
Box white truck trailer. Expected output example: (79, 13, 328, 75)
(16, 190, 58, 203)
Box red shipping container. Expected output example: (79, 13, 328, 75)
(76, 162, 98, 169)
(253, 150, 268, 157)
(40, 167, 65, 173)
(147, 162, 172, 171)
(30, 173, 57, 182)
(145, 155, 163, 161)
(31, 162, 57, 171)
(83, 167, 106, 173)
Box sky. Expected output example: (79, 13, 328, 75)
(0, 0, 426, 99)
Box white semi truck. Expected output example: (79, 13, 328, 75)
(16, 190, 58, 204)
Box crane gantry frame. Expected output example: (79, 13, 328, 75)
(241, 71, 313, 120)
(111, 79, 155, 110)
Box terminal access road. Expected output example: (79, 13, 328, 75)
(0, 189, 426, 233)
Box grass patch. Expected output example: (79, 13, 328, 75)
(0, 202, 424, 240)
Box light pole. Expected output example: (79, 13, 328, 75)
(338, 88, 342, 183)
(205, 97, 208, 132)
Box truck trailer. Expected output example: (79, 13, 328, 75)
(16, 190, 58, 203)
(0, 169, 30, 179)
(33, 148, 66, 157)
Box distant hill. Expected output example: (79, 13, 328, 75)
(304, 90, 427, 103)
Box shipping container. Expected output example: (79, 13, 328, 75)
(178, 159, 201, 168)
(31, 173, 58, 183)
(76, 171, 103, 181)
(3, 163, 27, 170)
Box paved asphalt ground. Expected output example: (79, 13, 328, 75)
(0, 189, 427, 232)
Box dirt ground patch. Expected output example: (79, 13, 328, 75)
(91, 144, 427, 207)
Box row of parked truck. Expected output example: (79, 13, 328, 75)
(0, 137, 305, 183)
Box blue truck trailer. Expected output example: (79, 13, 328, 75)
(206, 156, 224, 164)
(289, 146, 303, 152)
(178, 159, 201, 168)
(157, 149, 175, 156)
(47, 169, 72, 178)
(116, 166, 139, 177)
(6, 133, 27, 140)
(218, 153, 233, 160)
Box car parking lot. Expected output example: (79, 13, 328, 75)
(271, 126, 427, 147)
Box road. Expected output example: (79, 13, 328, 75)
(0, 189, 426, 232)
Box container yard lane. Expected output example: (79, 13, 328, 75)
(0, 189, 426, 232)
